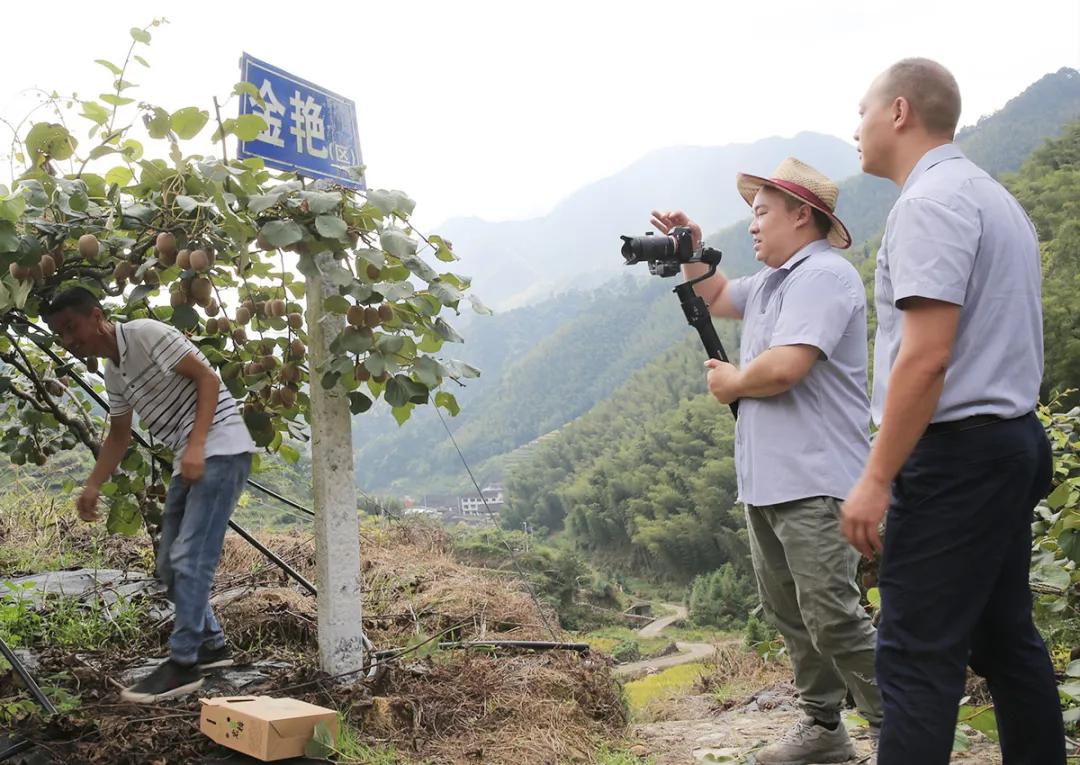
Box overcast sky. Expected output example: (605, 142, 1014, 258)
(2, 1, 1078, 228)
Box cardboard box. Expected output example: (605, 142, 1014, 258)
(200, 696, 339, 762)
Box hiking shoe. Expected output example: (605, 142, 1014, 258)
(120, 659, 203, 703)
(754, 716, 856, 765)
(196, 642, 235, 669)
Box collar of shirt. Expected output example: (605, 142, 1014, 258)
(115, 322, 129, 368)
(779, 238, 830, 272)
(902, 143, 967, 194)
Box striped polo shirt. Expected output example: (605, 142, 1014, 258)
(104, 319, 254, 473)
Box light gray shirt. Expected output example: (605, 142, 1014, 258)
(872, 144, 1043, 425)
(727, 239, 870, 506)
(105, 319, 255, 474)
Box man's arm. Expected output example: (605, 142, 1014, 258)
(682, 263, 742, 319)
(174, 352, 221, 483)
(77, 411, 133, 521)
(706, 345, 819, 404)
(841, 298, 961, 557)
(650, 208, 742, 319)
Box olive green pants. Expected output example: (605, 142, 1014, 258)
(746, 496, 883, 725)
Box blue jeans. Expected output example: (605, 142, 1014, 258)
(157, 452, 252, 665)
(876, 413, 1064, 765)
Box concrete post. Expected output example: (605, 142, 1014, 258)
(306, 252, 365, 675)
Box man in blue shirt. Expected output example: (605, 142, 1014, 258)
(653, 157, 881, 764)
(844, 57, 1064, 764)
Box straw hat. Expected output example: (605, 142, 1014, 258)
(736, 157, 852, 249)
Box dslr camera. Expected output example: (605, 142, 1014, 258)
(620, 226, 721, 277)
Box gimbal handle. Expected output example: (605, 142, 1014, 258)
(675, 259, 739, 419)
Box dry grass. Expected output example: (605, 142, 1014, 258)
(9, 517, 630, 764)
(372, 650, 627, 764)
(696, 641, 793, 708)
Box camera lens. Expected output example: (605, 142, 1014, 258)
(620, 233, 674, 265)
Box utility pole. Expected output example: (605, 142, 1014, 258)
(306, 251, 365, 675)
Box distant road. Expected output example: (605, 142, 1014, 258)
(615, 603, 718, 678)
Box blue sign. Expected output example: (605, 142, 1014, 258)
(237, 53, 365, 190)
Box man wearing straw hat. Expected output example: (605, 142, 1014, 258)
(651, 158, 882, 764)
(844, 57, 1064, 765)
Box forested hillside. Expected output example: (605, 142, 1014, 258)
(504, 77, 1080, 585)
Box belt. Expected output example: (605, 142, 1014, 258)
(923, 414, 1003, 437)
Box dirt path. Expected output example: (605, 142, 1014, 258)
(632, 691, 1002, 764)
(615, 603, 1003, 763)
(615, 603, 718, 679)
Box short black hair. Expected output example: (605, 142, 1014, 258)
(41, 287, 103, 321)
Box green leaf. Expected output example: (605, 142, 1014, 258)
(867, 587, 881, 610)
(300, 191, 342, 215)
(145, 107, 171, 139)
(413, 356, 443, 387)
(303, 721, 336, 758)
(468, 293, 493, 315)
(1059, 528, 1080, 564)
(417, 333, 443, 353)
(233, 81, 263, 107)
(120, 138, 144, 160)
(442, 358, 481, 379)
(434, 317, 464, 343)
(246, 192, 284, 215)
(348, 391, 373, 414)
(25, 123, 77, 165)
(959, 705, 998, 742)
(0, 194, 25, 225)
(1047, 480, 1072, 510)
(340, 329, 374, 355)
(952, 727, 970, 752)
(105, 166, 134, 187)
(134, 55, 150, 68)
(384, 375, 428, 406)
(81, 101, 110, 126)
(321, 371, 340, 390)
(170, 107, 209, 140)
(0, 222, 19, 254)
(324, 295, 350, 314)
(279, 443, 300, 464)
(364, 353, 386, 379)
(391, 404, 413, 425)
(260, 220, 304, 248)
(130, 27, 151, 44)
(315, 214, 348, 240)
(171, 305, 198, 331)
(380, 228, 417, 259)
(95, 59, 123, 76)
(366, 189, 416, 216)
(234, 114, 268, 141)
(429, 279, 463, 307)
(1032, 562, 1070, 591)
(100, 94, 135, 107)
(430, 234, 458, 262)
(106, 498, 142, 536)
(434, 390, 460, 416)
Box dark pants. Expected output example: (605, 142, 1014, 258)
(876, 412, 1065, 765)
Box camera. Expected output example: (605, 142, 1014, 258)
(619, 226, 722, 277)
(620, 226, 697, 277)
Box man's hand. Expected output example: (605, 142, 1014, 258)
(705, 359, 741, 404)
(650, 209, 702, 249)
(841, 474, 890, 558)
(76, 486, 101, 522)
(180, 442, 206, 483)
